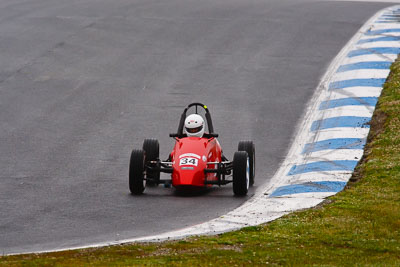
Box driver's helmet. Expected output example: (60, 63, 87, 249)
(184, 114, 205, 138)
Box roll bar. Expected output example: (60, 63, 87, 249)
(170, 103, 218, 138)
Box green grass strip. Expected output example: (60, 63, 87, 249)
(2, 58, 400, 266)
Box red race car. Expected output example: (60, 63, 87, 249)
(129, 103, 255, 196)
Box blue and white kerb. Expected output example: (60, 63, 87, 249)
(270, 6, 400, 198)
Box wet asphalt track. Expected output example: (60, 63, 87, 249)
(0, 0, 392, 254)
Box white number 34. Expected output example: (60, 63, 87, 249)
(179, 157, 198, 166)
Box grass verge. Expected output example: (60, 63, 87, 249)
(2, 58, 400, 266)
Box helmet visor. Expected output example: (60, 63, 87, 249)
(185, 125, 203, 134)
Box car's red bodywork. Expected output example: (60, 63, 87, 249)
(129, 102, 254, 196)
(171, 136, 221, 188)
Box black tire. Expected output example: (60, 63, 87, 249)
(233, 151, 250, 196)
(238, 141, 255, 186)
(143, 139, 160, 186)
(129, 149, 146, 195)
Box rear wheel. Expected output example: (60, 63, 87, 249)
(143, 139, 160, 186)
(233, 151, 249, 196)
(238, 141, 255, 186)
(129, 149, 146, 195)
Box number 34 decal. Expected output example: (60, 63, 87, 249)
(179, 157, 198, 166)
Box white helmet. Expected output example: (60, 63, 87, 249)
(184, 114, 205, 138)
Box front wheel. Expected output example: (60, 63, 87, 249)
(143, 139, 160, 186)
(238, 141, 255, 186)
(129, 149, 146, 195)
(233, 151, 250, 196)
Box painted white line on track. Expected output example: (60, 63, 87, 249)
(287, 174, 353, 184)
(12, 5, 400, 256)
(328, 87, 383, 99)
(306, 149, 365, 160)
(344, 54, 397, 62)
(334, 69, 390, 80)
(315, 128, 370, 140)
(357, 42, 400, 48)
(318, 106, 375, 118)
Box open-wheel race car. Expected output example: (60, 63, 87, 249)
(129, 103, 255, 196)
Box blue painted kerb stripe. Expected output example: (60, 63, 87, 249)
(378, 17, 400, 20)
(302, 138, 366, 154)
(348, 47, 400, 58)
(288, 160, 358, 175)
(270, 181, 347, 197)
(311, 116, 370, 131)
(337, 61, 391, 72)
(378, 15, 400, 18)
(365, 28, 400, 35)
(358, 37, 400, 44)
(319, 97, 378, 109)
(329, 78, 385, 89)
(376, 21, 400, 24)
